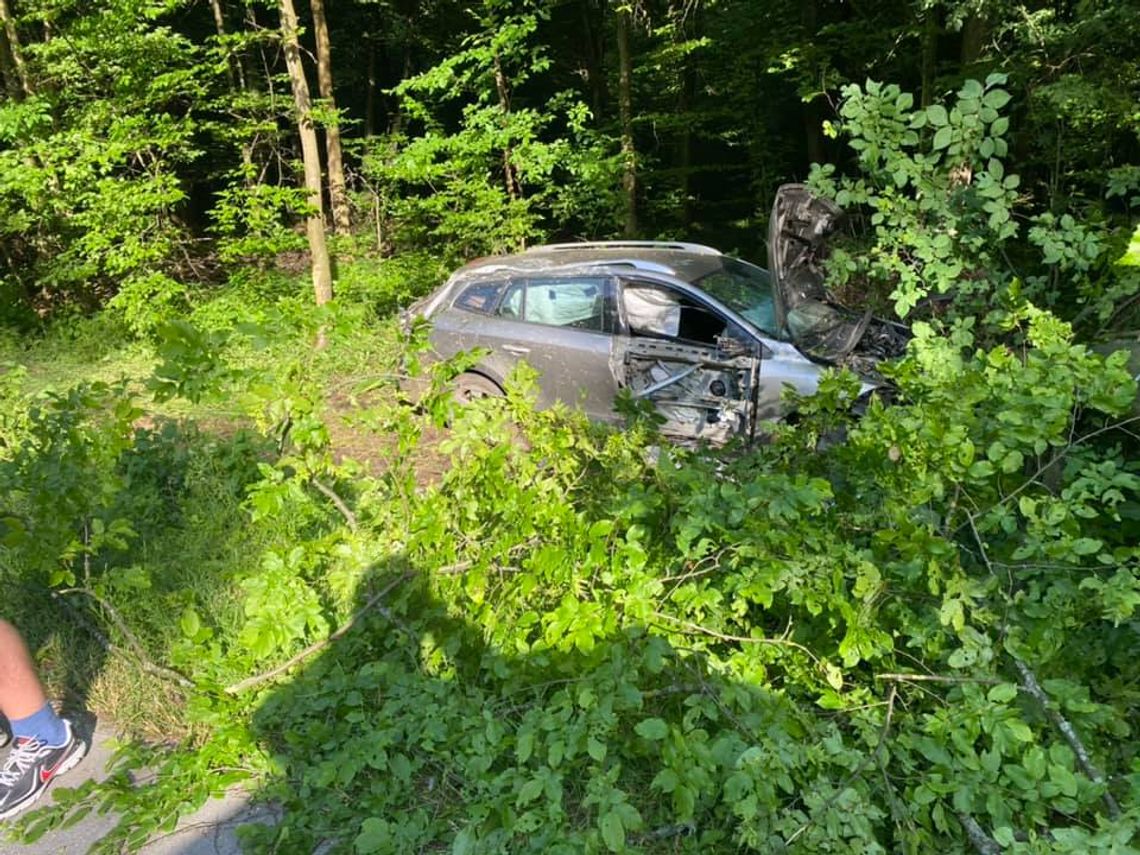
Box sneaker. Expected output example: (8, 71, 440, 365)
(0, 718, 89, 821)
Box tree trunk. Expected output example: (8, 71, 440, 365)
(279, 0, 334, 310)
(0, 0, 30, 97)
(210, 0, 247, 91)
(365, 41, 376, 137)
(580, 0, 606, 118)
(674, 2, 696, 229)
(492, 51, 521, 203)
(0, 23, 20, 100)
(616, 4, 637, 238)
(310, 0, 350, 234)
(960, 14, 988, 68)
(921, 8, 938, 108)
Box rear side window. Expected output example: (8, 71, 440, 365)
(504, 278, 611, 331)
(453, 281, 505, 314)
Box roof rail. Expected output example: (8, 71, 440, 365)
(528, 240, 721, 256)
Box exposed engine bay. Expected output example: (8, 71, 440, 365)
(768, 184, 911, 374)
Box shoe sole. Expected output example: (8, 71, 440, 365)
(0, 732, 90, 822)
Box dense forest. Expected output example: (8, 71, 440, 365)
(1, 0, 1139, 852)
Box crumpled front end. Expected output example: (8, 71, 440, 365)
(768, 184, 910, 370)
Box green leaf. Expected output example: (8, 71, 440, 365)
(651, 768, 680, 793)
(635, 718, 669, 740)
(960, 79, 984, 99)
(1051, 764, 1079, 797)
(983, 89, 1012, 110)
(517, 777, 544, 806)
(932, 126, 953, 150)
(516, 730, 534, 764)
(988, 683, 1018, 703)
(354, 818, 390, 853)
(180, 607, 201, 639)
(927, 104, 949, 127)
(1071, 537, 1103, 555)
(600, 810, 625, 852)
(823, 662, 844, 690)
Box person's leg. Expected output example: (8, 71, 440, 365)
(0, 619, 88, 820)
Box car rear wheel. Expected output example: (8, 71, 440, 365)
(453, 372, 504, 404)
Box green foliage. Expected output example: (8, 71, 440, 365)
(361, 2, 622, 259)
(810, 76, 1022, 321)
(810, 76, 1140, 337)
(0, 0, 207, 329)
(5, 301, 1135, 852)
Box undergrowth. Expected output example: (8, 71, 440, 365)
(1, 296, 1138, 852)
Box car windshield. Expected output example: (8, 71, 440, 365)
(695, 258, 786, 340)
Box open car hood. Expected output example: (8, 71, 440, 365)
(767, 184, 909, 369)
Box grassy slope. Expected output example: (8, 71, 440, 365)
(0, 259, 430, 743)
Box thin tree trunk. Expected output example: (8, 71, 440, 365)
(279, 0, 334, 311)
(0, 24, 20, 99)
(581, 0, 606, 118)
(616, 4, 637, 238)
(208, 0, 241, 89)
(921, 8, 938, 108)
(310, 0, 350, 234)
(674, 2, 696, 229)
(493, 51, 521, 203)
(365, 41, 376, 137)
(0, 0, 30, 97)
(800, 0, 825, 167)
(960, 14, 988, 68)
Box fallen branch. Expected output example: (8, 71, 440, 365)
(953, 414, 1140, 537)
(311, 478, 358, 531)
(956, 812, 1001, 855)
(875, 673, 1002, 685)
(649, 612, 820, 664)
(961, 503, 1123, 820)
(225, 571, 412, 695)
(784, 685, 898, 847)
(1012, 658, 1122, 819)
(53, 588, 193, 690)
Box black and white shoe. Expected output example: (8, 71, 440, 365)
(0, 718, 88, 820)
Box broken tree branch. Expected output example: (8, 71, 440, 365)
(785, 685, 899, 847)
(956, 812, 1001, 855)
(311, 478, 358, 531)
(875, 673, 1002, 685)
(962, 494, 1123, 820)
(650, 612, 820, 664)
(1012, 658, 1122, 819)
(225, 571, 412, 695)
(53, 588, 193, 690)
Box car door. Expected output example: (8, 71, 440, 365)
(431, 275, 620, 421)
(614, 280, 763, 444)
(497, 275, 619, 421)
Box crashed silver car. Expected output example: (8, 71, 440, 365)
(404, 184, 909, 443)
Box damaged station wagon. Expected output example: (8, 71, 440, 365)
(405, 185, 910, 443)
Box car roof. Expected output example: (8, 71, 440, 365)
(454, 241, 729, 284)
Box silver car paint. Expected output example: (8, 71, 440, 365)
(412, 245, 858, 438)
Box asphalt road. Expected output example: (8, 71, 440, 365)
(3, 721, 274, 854)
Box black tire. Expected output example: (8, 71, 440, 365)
(453, 372, 504, 404)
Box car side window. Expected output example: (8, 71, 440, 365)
(504, 277, 609, 331)
(622, 282, 726, 345)
(497, 282, 525, 318)
(454, 281, 505, 314)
